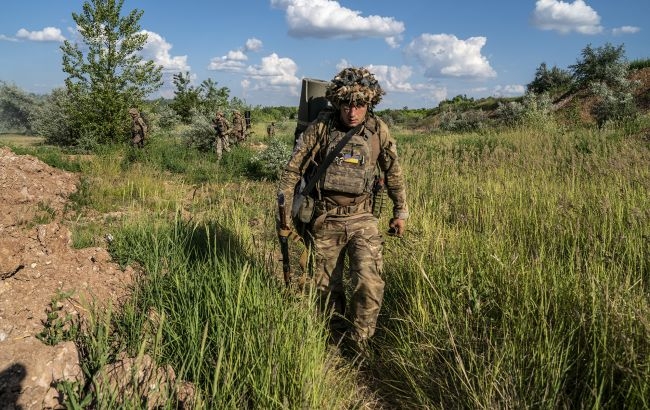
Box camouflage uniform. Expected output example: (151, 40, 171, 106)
(232, 111, 247, 143)
(267, 122, 275, 138)
(212, 111, 231, 160)
(129, 108, 147, 148)
(277, 67, 409, 344)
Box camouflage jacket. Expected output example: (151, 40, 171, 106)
(131, 116, 147, 140)
(212, 115, 230, 137)
(278, 110, 409, 221)
(232, 115, 247, 140)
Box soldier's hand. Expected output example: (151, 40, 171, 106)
(388, 218, 406, 237)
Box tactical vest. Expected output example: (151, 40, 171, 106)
(318, 115, 380, 196)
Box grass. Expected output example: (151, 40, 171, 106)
(15, 116, 650, 408)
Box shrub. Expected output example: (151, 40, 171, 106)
(181, 111, 216, 152)
(438, 109, 488, 132)
(246, 137, 292, 180)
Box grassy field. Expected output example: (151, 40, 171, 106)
(0, 133, 44, 147)
(3, 116, 649, 408)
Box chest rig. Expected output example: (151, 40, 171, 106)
(319, 116, 379, 196)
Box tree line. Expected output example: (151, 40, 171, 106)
(1, 0, 647, 150)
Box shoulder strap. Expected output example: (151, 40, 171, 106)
(300, 123, 363, 196)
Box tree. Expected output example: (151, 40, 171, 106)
(170, 71, 200, 124)
(59, 0, 162, 147)
(526, 63, 573, 95)
(198, 78, 230, 117)
(569, 43, 637, 127)
(0, 81, 38, 133)
(170, 74, 230, 123)
(569, 43, 628, 89)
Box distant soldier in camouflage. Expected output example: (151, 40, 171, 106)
(277, 67, 409, 350)
(129, 108, 147, 148)
(231, 110, 247, 143)
(266, 122, 275, 139)
(212, 110, 231, 160)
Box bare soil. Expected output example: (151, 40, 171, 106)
(0, 146, 134, 409)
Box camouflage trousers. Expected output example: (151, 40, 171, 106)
(311, 212, 385, 341)
(215, 135, 230, 160)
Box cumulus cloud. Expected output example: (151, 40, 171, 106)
(0, 34, 18, 42)
(245, 53, 301, 89)
(612, 26, 640, 36)
(139, 30, 190, 72)
(493, 84, 526, 96)
(270, 0, 404, 41)
(404, 33, 496, 79)
(244, 38, 263, 52)
(532, 0, 603, 35)
(15, 27, 65, 42)
(366, 64, 414, 93)
(208, 38, 264, 72)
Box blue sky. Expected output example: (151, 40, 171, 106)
(0, 0, 647, 109)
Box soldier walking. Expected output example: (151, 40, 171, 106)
(231, 110, 248, 144)
(277, 67, 409, 353)
(212, 110, 231, 160)
(129, 108, 147, 148)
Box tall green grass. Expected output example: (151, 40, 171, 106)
(372, 124, 650, 408)
(44, 120, 650, 408)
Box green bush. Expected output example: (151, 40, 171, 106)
(246, 137, 292, 180)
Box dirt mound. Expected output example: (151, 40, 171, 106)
(0, 147, 134, 409)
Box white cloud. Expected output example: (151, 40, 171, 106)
(15, 27, 65, 42)
(532, 0, 603, 35)
(612, 26, 640, 36)
(245, 53, 301, 89)
(0, 34, 18, 42)
(385, 36, 401, 49)
(244, 38, 263, 52)
(270, 0, 404, 40)
(139, 30, 190, 72)
(208, 38, 263, 72)
(404, 33, 496, 79)
(366, 64, 414, 93)
(493, 84, 525, 96)
(208, 56, 247, 72)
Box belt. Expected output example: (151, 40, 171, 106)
(318, 198, 371, 216)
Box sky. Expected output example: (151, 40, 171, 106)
(0, 0, 647, 109)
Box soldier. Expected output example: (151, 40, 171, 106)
(129, 108, 147, 148)
(277, 67, 409, 351)
(231, 110, 247, 143)
(266, 122, 275, 139)
(212, 110, 231, 160)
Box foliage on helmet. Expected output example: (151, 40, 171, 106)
(326, 67, 384, 108)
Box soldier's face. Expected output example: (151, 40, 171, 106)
(340, 103, 367, 127)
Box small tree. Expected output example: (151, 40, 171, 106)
(569, 43, 637, 127)
(198, 78, 230, 117)
(569, 43, 629, 89)
(527, 63, 573, 95)
(170, 71, 200, 124)
(32, 88, 77, 147)
(59, 0, 162, 147)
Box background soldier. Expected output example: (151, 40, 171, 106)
(212, 110, 231, 160)
(266, 122, 275, 139)
(277, 67, 409, 352)
(232, 110, 247, 143)
(129, 108, 147, 148)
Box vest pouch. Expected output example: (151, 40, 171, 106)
(292, 194, 315, 224)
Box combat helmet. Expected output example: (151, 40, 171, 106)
(325, 67, 384, 109)
(128, 108, 139, 115)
